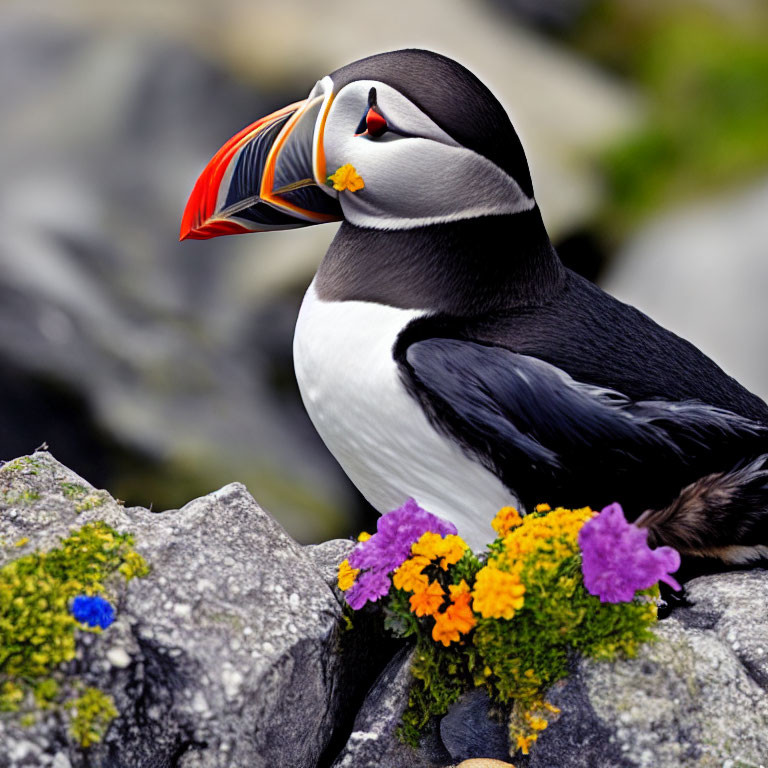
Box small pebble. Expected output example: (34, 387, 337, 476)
(106, 647, 131, 668)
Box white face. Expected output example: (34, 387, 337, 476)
(308, 77, 535, 231)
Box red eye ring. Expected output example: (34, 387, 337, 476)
(365, 107, 387, 137)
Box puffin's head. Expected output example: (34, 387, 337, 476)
(180, 49, 535, 240)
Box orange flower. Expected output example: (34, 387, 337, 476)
(409, 580, 444, 617)
(431, 580, 476, 646)
(392, 555, 430, 593)
(492, 506, 523, 537)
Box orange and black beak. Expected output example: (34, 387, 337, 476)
(180, 93, 340, 240)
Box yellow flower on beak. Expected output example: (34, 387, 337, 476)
(328, 164, 365, 192)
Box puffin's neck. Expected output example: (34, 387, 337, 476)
(314, 207, 564, 315)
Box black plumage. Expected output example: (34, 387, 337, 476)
(318, 203, 768, 561)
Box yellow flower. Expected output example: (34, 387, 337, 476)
(392, 555, 430, 593)
(357, 531, 371, 542)
(516, 733, 538, 755)
(411, 532, 468, 569)
(472, 565, 526, 620)
(528, 715, 548, 731)
(337, 559, 359, 591)
(450, 580, 470, 596)
(494, 506, 596, 573)
(534, 503, 551, 513)
(491, 506, 523, 537)
(409, 580, 444, 617)
(328, 163, 365, 192)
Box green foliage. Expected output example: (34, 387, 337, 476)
(473, 554, 657, 706)
(0, 521, 149, 746)
(383, 588, 420, 639)
(69, 688, 118, 748)
(574, 2, 768, 231)
(59, 482, 110, 513)
(398, 635, 478, 748)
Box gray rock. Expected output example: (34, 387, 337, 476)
(0, 452, 364, 768)
(440, 689, 510, 763)
(529, 570, 768, 767)
(331, 646, 449, 768)
(4, 451, 768, 767)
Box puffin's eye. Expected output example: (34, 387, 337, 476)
(365, 107, 388, 137)
(355, 106, 388, 138)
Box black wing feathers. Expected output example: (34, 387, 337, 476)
(399, 338, 766, 517)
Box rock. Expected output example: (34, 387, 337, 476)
(331, 646, 449, 768)
(440, 689, 510, 763)
(0, 452, 371, 768)
(3, 451, 768, 767)
(330, 651, 511, 767)
(528, 569, 768, 767)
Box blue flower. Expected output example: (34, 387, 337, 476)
(71, 595, 115, 629)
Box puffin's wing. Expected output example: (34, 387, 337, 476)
(398, 338, 766, 514)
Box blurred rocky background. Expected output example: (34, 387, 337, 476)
(1, 0, 766, 542)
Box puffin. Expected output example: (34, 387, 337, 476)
(180, 49, 768, 564)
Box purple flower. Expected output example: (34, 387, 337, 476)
(579, 502, 681, 603)
(348, 499, 457, 573)
(345, 568, 392, 610)
(345, 499, 457, 610)
(71, 595, 115, 629)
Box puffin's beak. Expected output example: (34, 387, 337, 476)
(180, 95, 340, 240)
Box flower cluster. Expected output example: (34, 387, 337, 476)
(341, 499, 457, 610)
(394, 532, 475, 646)
(339, 499, 680, 756)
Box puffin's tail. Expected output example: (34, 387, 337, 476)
(637, 455, 768, 564)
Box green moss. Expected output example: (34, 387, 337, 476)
(0, 521, 149, 746)
(398, 635, 477, 748)
(1, 456, 44, 475)
(1, 489, 41, 506)
(61, 483, 89, 500)
(59, 483, 110, 513)
(0, 680, 24, 712)
(74, 492, 108, 514)
(69, 688, 118, 748)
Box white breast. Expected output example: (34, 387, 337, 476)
(293, 281, 518, 550)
